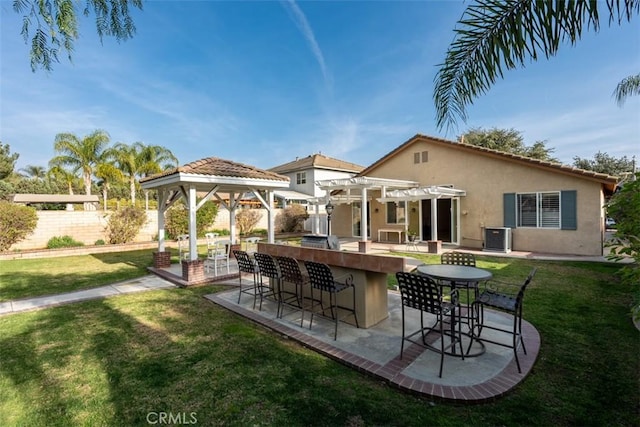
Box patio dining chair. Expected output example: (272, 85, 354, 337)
(441, 251, 476, 267)
(440, 251, 480, 311)
(205, 239, 231, 276)
(303, 261, 359, 340)
(243, 236, 261, 253)
(396, 271, 464, 378)
(177, 234, 190, 260)
(205, 232, 219, 251)
(233, 249, 260, 309)
(469, 267, 537, 373)
(253, 252, 281, 312)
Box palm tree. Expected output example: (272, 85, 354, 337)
(47, 161, 81, 195)
(434, 0, 639, 131)
(19, 165, 47, 179)
(95, 159, 124, 210)
(112, 142, 178, 205)
(51, 130, 111, 195)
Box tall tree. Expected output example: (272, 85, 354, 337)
(112, 142, 178, 204)
(19, 165, 47, 180)
(13, 0, 143, 72)
(51, 130, 111, 196)
(95, 158, 124, 210)
(461, 127, 558, 162)
(434, 0, 639, 131)
(573, 152, 636, 177)
(0, 142, 19, 180)
(47, 161, 81, 195)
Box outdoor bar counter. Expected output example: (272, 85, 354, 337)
(257, 243, 408, 328)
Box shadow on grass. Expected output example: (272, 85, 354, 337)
(0, 289, 440, 425)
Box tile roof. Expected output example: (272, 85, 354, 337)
(140, 157, 289, 183)
(268, 153, 365, 174)
(359, 134, 619, 189)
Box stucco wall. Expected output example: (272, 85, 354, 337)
(362, 139, 607, 256)
(9, 207, 288, 251)
(10, 210, 160, 251)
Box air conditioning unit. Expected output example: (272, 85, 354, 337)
(484, 227, 512, 253)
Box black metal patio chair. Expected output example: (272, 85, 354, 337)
(274, 255, 308, 325)
(233, 249, 260, 309)
(303, 260, 359, 340)
(396, 271, 464, 378)
(469, 267, 537, 373)
(253, 252, 282, 312)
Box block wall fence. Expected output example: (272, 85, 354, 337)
(9, 208, 281, 251)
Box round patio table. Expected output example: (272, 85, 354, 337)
(416, 264, 493, 283)
(416, 264, 493, 357)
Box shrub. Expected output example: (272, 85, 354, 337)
(95, 239, 106, 245)
(252, 228, 268, 236)
(275, 204, 309, 233)
(47, 235, 85, 249)
(236, 208, 263, 235)
(0, 201, 38, 251)
(165, 201, 218, 239)
(106, 206, 148, 244)
(606, 172, 640, 320)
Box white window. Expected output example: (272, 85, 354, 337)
(386, 201, 406, 224)
(517, 192, 560, 228)
(296, 172, 306, 185)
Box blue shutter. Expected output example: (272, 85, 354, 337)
(561, 190, 577, 230)
(503, 193, 516, 228)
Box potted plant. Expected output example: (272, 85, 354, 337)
(408, 229, 418, 242)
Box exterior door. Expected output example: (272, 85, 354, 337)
(420, 198, 459, 244)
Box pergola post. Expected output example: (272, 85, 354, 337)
(267, 190, 275, 243)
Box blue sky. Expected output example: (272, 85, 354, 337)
(1, 1, 639, 173)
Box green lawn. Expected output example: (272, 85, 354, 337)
(0, 252, 638, 426)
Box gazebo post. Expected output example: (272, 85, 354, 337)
(152, 189, 171, 269)
(188, 185, 198, 260)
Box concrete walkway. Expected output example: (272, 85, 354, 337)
(0, 275, 176, 316)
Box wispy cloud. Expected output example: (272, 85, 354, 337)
(282, 0, 332, 91)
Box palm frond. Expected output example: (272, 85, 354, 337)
(434, 0, 639, 131)
(613, 73, 640, 106)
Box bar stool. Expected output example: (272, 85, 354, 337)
(274, 256, 307, 326)
(303, 261, 359, 340)
(253, 252, 281, 312)
(233, 250, 260, 309)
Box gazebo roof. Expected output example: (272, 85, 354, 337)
(140, 157, 290, 191)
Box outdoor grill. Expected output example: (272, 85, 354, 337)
(300, 234, 341, 250)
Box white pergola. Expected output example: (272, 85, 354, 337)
(377, 185, 467, 241)
(140, 157, 289, 262)
(315, 176, 419, 244)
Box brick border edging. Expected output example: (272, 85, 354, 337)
(207, 290, 540, 403)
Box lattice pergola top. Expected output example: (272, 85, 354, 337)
(140, 157, 289, 192)
(315, 176, 418, 191)
(377, 186, 467, 203)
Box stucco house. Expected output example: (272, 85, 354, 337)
(268, 153, 364, 202)
(322, 134, 618, 256)
(269, 153, 364, 234)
